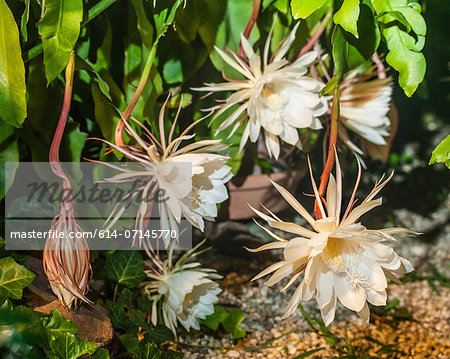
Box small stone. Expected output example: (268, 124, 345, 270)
(226, 349, 240, 358)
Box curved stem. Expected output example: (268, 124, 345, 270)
(297, 11, 332, 59)
(49, 52, 75, 174)
(115, 43, 158, 147)
(238, 0, 261, 58)
(314, 87, 340, 220)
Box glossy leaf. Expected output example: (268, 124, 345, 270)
(0, 257, 36, 301)
(198, 304, 229, 330)
(290, 0, 328, 19)
(42, 309, 79, 340)
(105, 251, 146, 288)
(0, 123, 19, 200)
(429, 135, 450, 168)
(372, 0, 426, 96)
(20, 0, 31, 41)
(48, 332, 98, 359)
(334, 0, 361, 37)
(38, 0, 83, 84)
(222, 308, 246, 339)
(0, 0, 27, 127)
(332, 3, 380, 79)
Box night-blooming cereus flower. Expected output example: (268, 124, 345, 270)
(248, 152, 416, 325)
(43, 204, 91, 309)
(144, 243, 221, 335)
(339, 73, 393, 158)
(102, 99, 232, 238)
(194, 23, 328, 159)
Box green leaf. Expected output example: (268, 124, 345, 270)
(429, 135, 450, 168)
(20, 0, 31, 42)
(0, 123, 19, 200)
(134, 340, 162, 359)
(149, 325, 174, 345)
(104, 300, 127, 330)
(153, 0, 184, 39)
(332, 3, 380, 79)
(38, 0, 83, 84)
(0, 257, 36, 301)
(130, 0, 154, 50)
(334, 0, 361, 38)
(105, 251, 146, 288)
(198, 304, 229, 330)
(91, 348, 110, 359)
(42, 309, 79, 340)
(120, 333, 139, 353)
(209, 0, 260, 77)
(75, 57, 111, 100)
(48, 332, 98, 359)
(290, 0, 328, 19)
(294, 348, 326, 358)
(0, 0, 27, 127)
(372, 0, 426, 97)
(222, 308, 246, 339)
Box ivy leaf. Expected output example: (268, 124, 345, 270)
(38, 0, 83, 84)
(133, 340, 162, 359)
(0, 257, 36, 302)
(372, 0, 426, 97)
(91, 348, 110, 359)
(41, 309, 79, 340)
(149, 325, 174, 345)
(290, 0, 328, 19)
(222, 309, 246, 339)
(429, 135, 450, 168)
(48, 332, 98, 359)
(334, 0, 361, 38)
(120, 333, 139, 353)
(104, 300, 127, 330)
(198, 304, 229, 330)
(105, 251, 146, 288)
(0, 0, 27, 127)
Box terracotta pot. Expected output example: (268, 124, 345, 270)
(219, 168, 307, 220)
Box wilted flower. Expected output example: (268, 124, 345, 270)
(249, 151, 415, 325)
(339, 73, 393, 158)
(43, 203, 91, 308)
(102, 99, 233, 237)
(144, 243, 221, 335)
(194, 23, 328, 159)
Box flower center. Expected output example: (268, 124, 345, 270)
(261, 82, 285, 109)
(322, 237, 346, 273)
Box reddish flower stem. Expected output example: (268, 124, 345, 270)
(297, 12, 332, 59)
(314, 87, 340, 220)
(115, 43, 157, 147)
(49, 52, 76, 186)
(239, 0, 261, 58)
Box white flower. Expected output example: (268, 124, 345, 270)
(339, 74, 393, 157)
(249, 151, 416, 325)
(102, 99, 232, 237)
(144, 244, 222, 335)
(194, 23, 328, 159)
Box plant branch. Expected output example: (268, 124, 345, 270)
(114, 42, 158, 147)
(238, 0, 261, 58)
(314, 87, 340, 219)
(297, 11, 332, 59)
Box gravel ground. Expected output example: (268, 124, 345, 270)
(180, 194, 450, 358)
(179, 279, 449, 358)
